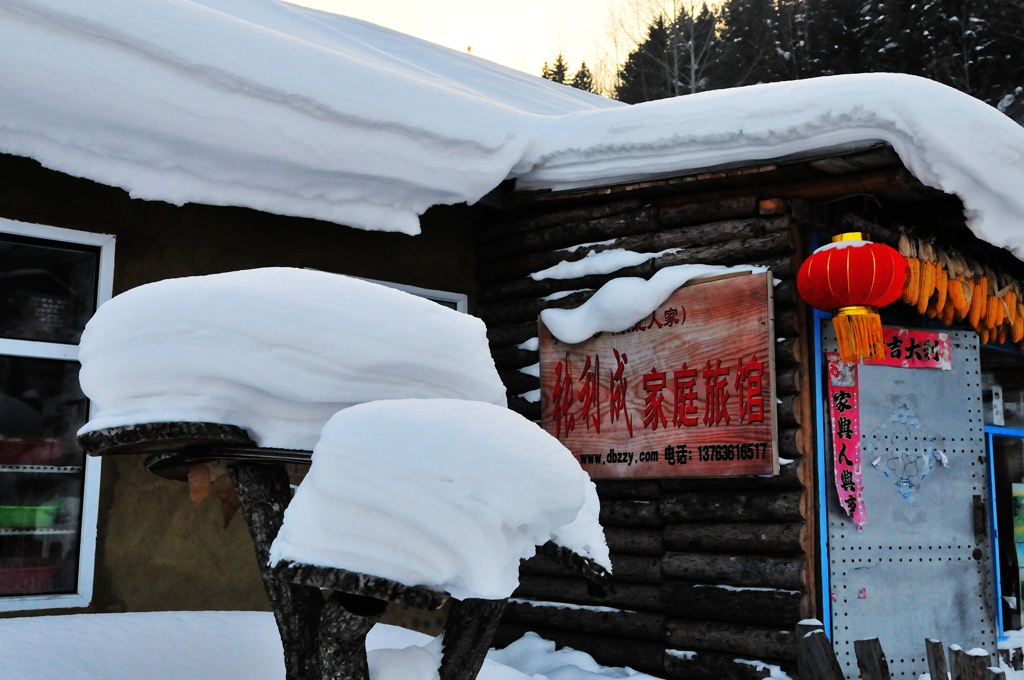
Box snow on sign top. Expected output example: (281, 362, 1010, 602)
(4, 1, 1024, 259)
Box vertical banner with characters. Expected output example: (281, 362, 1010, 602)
(827, 353, 866, 527)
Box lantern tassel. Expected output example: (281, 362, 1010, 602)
(833, 306, 886, 362)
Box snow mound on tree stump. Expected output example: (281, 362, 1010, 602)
(269, 399, 609, 601)
(77, 268, 506, 450)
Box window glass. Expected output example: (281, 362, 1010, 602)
(0, 356, 87, 596)
(0, 235, 99, 344)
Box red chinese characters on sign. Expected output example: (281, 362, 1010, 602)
(540, 272, 778, 479)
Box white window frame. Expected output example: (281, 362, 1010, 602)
(0, 217, 115, 612)
(356, 276, 468, 313)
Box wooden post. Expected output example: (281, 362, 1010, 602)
(318, 592, 387, 680)
(984, 667, 1006, 679)
(795, 620, 824, 680)
(230, 463, 324, 680)
(1013, 647, 1024, 671)
(925, 639, 948, 680)
(439, 598, 509, 680)
(950, 646, 969, 680)
(799, 630, 846, 680)
(853, 638, 891, 680)
(969, 651, 992, 680)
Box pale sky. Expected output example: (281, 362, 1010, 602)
(292, 0, 624, 81)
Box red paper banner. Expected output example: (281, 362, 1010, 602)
(827, 353, 865, 527)
(868, 327, 952, 370)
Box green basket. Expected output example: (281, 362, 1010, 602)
(0, 505, 60, 529)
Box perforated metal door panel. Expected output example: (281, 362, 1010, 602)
(824, 328, 995, 679)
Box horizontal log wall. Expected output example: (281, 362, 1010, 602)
(481, 193, 816, 679)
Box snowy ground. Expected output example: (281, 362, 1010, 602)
(0, 611, 663, 680)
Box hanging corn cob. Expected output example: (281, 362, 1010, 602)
(982, 266, 1000, 331)
(1005, 284, 1018, 326)
(916, 242, 937, 316)
(949, 253, 972, 321)
(969, 273, 988, 330)
(934, 253, 949, 315)
(900, 234, 920, 307)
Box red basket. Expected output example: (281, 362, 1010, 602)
(0, 440, 63, 466)
(0, 561, 58, 595)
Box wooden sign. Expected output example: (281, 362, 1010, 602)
(539, 272, 778, 479)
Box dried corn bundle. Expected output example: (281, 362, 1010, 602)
(998, 326, 1008, 345)
(933, 263, 948, 315)
(900, 235, 920, 306)
(940, 297, 957, 325)
(1014, 310, 1024, 343)
(982, 267, 1001, 330)
(1006, 287, 1019, 326)
(969, 276, 988, 329)
(916, 243, 937, 316)
(949, 278, 971, 319)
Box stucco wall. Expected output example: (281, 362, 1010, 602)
(0, 153, 480, 616)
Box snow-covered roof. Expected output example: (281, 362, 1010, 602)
(0, 0, 616, 236)
(5, 1, 1024, 258)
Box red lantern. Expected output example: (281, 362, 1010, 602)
(797, 232, 907, 362)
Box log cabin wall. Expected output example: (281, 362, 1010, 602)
(478, 189, 817, 679)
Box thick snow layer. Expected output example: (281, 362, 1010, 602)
(0, 613, 658, 680)
(0, 0, 615, 235)
(77, 268, 506, 450)
(540, 265, 765, 344)
(531, 248, 679, 281)
(4, 2, 1024, 258)
(269, 399, 609, 600)
(514, 74, 1024, 259)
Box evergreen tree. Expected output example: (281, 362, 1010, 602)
(800, 0, 863, 77)
(612, 2, 721, 103)
(571, 62, 597, 92)
(713, 0, 779, 88)
(615, 15, 674, 103)
(675, 2, 720, 94)
(859, 0, 928, 76)
(541, 53, 570, 84)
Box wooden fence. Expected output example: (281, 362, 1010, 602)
(797, 621, 1024, 679)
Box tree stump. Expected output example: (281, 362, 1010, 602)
(439, 598, 509, 680)
(231, 463, 324, 680)
(318, 592, 388, 680)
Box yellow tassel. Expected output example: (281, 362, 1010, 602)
(902, 258, 920, 306)
(833, 307, 885, 362)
